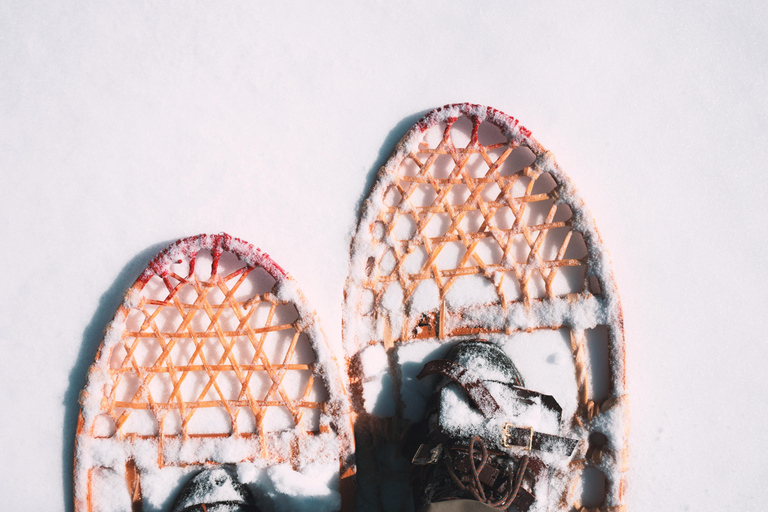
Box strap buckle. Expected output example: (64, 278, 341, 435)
(502, 423, 534, 451)
(412, 443, 443, 465)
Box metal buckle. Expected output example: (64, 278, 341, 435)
(412, 443, 443, 465)
(502, 423, 534, 451)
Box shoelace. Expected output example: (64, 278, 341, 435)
(444, 436, 529, 510)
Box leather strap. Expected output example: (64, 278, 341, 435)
(418, 359, 578, 456)
(502, 425, 578, 456)
(418, 359, 500, 418)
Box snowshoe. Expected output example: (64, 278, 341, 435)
(75, 234, 355, 512)
(343, 104, 628, 511)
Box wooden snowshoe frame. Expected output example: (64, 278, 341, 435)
(344, 104, 628, 512)
(75, 234, 355, 512)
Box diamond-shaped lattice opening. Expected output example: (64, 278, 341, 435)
(170, 338, 196, 369)
(245, 371, 273, 402)
(189, 308, 213, 333)
(289, 333, 315, 365)
(307, 375, 330, 403)
(154, 304, 184, 332)
(486, 146, 509, 169)
(392, 213, 417, 241)
(281, 369, 312, 401)
(409, 183, 438, 208)
(474, 237, 503, 266)
(206, 281, 228, 304)
(176, 282, 200, 308)
(163, 409, 182, 435)
(143, 275, 169, 302)
(477, 120, 507, 146)
(187, 407, 231, 435)
(423, 212, 451, 238)
(114, 373, 141, 403)
(480, 181, 502, 203)
(527, 269, 547, 299)
(402, 245, 428, 276)
(508, 234, 532, 264)
(214, 306, 241, 333)
(450, 115, 473, 148)
(465, 153, 490, 179)
(445, 274, 499, 309)
(235, 266, 276, 301)
(553, 203, 573, 222)
(110, 343, 128, 370)
(401, 156, 420, 178)
(447, 183, 470, 206)
(179, 371, 209, 403)
(122, 409, 159, 435)
(262, 406, 294, 432)
(230, 335, 256, 364)
(458, 209, 484, 233)
(261, 329, 296, 369)
(218, 250, 248, 277)
(499, 146, 536, 176)
(500, 270, 522, 302)
(215, 371, 242, 401)
(193, 250, 215, 281)
(522, 197, 555, 228)
(540, 227, 571, 261)
(148, 372, 173, 403)
(423, 121, 447, 148)
(383, 184, 402, 207)
(248, 302, 276, 332)
(510, 175, 532, 198)
(379, 248, 396, 275)
(531, 171, 557, 195)
(434, 240, 468, 270)
(551, 264, 586, 296)
(408, 279, 440, 314)
(200, 337, 225, 365)
(124, 309, 145, 332)
(493, 206, 516, 231)
(429, 154, 456, 180)
(564, 231, 588, 259)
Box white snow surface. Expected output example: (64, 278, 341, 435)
(3, 3, 768, 512)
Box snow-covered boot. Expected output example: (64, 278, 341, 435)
(408, 340, 578, 512)
(171, 467, 258, 512)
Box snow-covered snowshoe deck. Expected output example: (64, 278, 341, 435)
(75, 234, 354, 512)
(344, 104, 627, 512)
